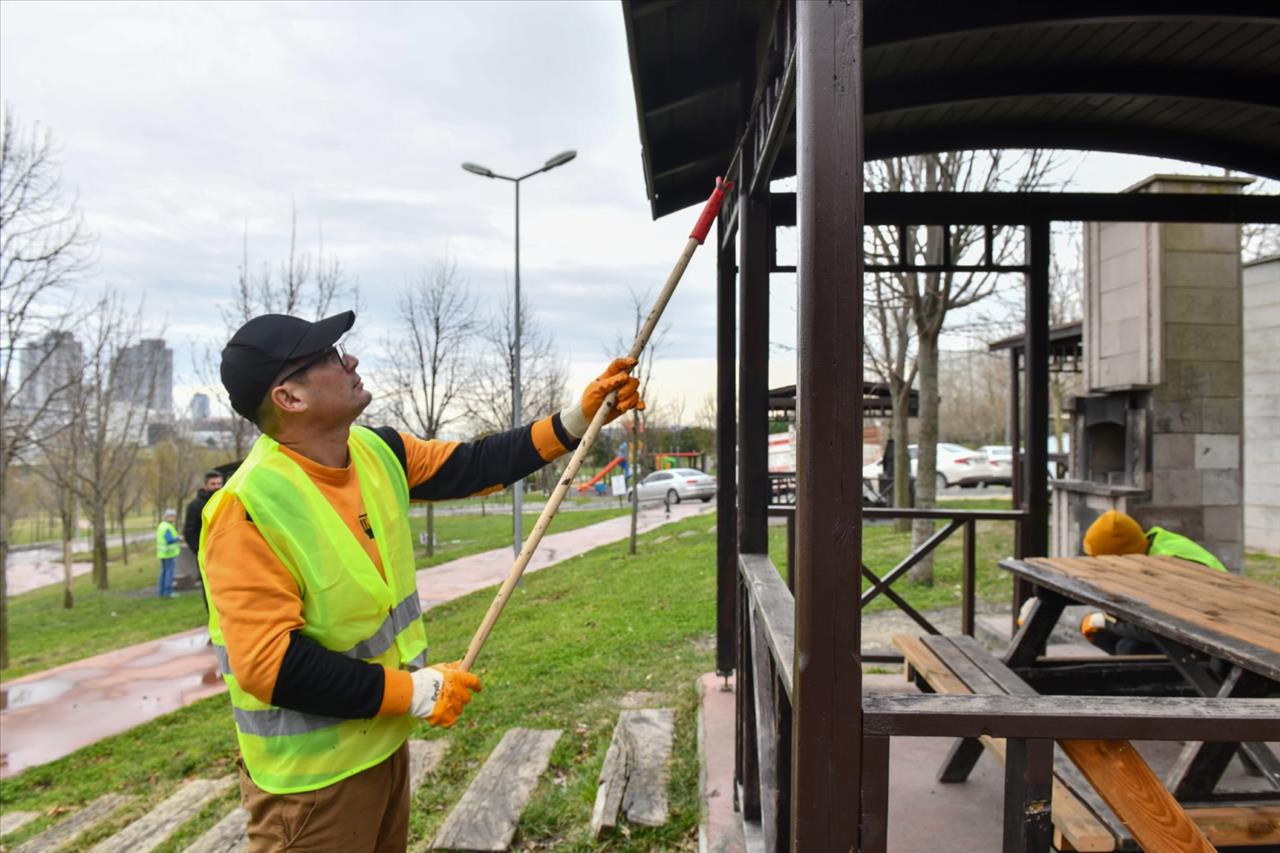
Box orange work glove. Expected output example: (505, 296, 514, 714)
(1079, 611, 1108, 640)
(408, 662, 483, 728)
(562, 357, 645, 437)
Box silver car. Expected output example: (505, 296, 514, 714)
(629, 468, 716, 504)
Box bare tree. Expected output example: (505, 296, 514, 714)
(611, 287, 668, 554)
(65, 289, 156, 589)
(0, 109, 93, 666)
(868, 150, 1066, 583)
(382, 259, 477, 556)
(467, 288, 567, 435)
(206, 208, 361, 456)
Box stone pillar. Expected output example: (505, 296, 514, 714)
(1243, 255, 1280, 556)
(1079, 174, 1249, 571)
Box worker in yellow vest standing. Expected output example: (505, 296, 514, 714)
(201, 311, 642, 852)
(1078, 509, 1227, 654)
(156, 508, 180, 598)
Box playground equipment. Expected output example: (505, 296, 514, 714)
(578, 455, 628, 494)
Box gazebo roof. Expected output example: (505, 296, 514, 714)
(623, 1, 1280, 217)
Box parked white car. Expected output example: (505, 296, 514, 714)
(978, 445, 1013, 485)
(861, 444, 992, 491)
(629, 468, 716, 504)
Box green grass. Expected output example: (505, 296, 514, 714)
(0, 511, 719, 852)
(410, 507, 629, 569)
(2, 557, 209, 679)
(769, 501, 1021, 613)
(2, 507, 629, 680)
(6, 512, 157, 548)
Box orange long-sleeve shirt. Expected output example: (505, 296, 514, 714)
(203, 416, 575, 719)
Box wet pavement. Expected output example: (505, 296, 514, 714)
(4, 547, 93, 596)
(0, 501, 712, 778)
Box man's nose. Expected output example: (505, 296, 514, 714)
(343, 353, 359, 372)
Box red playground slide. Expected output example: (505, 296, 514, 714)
(578, 455, 625, 494)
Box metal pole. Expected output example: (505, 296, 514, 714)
(513, 179, 523, 557)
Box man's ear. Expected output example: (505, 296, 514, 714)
(268, 383, 308, 416)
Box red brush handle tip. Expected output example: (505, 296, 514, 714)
(689, 176, 735, 245)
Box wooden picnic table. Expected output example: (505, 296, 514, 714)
(999, 554, 1280, 798)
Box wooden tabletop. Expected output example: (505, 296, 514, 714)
(1000, 554, 1280, 683)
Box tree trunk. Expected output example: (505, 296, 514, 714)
(891, 382, 912, 534)
(629, 411, 639, 555)
(0, 510, 9, 667)
(62, 488, 75, 609)
(426, 503, 435, 558)
(93, 503, 109, 590)
(117, 507, 129, 563)
(910, 331, 940, 585)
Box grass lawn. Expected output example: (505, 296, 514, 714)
(410, 506, 629, 570)
(2, 507, 629, 681)
(0, 511, 720, 852)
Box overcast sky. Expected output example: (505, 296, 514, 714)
(0, 0, 1243, 431)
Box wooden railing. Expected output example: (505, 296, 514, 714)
(766, 505, 1027, 662)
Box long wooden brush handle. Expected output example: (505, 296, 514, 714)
(459, 177, 732, 671)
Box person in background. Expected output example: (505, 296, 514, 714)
(156, 509, 181, 598)
(1078, 509, 1226, 654)
(183, 470, 224, 552)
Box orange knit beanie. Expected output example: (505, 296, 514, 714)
(1082, 510, 1148, 556)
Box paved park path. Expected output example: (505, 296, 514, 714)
(0, 501, 712, 778)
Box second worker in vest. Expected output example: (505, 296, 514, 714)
(1077, 509, 1226, 654)
(200, 310, 643, 852)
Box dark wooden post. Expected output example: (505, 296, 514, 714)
(1003, 738, 1054, 852)
(738, 157, 770, 558)
(793, 1, 864, 848)
(1023, 219, 1051, 559)
(716, 212, 738, 677)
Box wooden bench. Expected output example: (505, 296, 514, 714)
(894, 633, 1280, 852)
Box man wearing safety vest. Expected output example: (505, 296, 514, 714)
(1078, 509, 1227, 654)
(201, 310, 642, 852)
(156, 508, 181, 598)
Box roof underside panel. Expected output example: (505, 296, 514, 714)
(622, 1, 1280, 218)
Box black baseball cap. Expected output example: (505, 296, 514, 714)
(220, 311, 355, 420)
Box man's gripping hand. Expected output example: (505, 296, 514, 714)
(562, 356, 645, 438)
(409, 662, 483, 728)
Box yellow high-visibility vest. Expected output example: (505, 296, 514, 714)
(199, 426, 427, 794)
(156, 521, 180, 559)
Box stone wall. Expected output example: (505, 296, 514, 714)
(1068, 175, 1248, 571)
(1243, 255, 1280, 556)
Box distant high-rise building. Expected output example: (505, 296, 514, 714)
(20, 331, 83, 413)
(117, 338, 173, 414)
(188, 392, 211, 422)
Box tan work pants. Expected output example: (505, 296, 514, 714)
(238, 741, 410, 852)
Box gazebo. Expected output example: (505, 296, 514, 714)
(623, 2, 1280, 850)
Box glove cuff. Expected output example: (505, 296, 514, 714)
(561, 405, 589, 439)
(408, 667, 445, 718)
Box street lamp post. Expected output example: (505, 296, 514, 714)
(462, 150, 577, 557)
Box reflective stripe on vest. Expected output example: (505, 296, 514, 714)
(1147, 527, 1228, 572)
(157, 522, 180, 559)
(198, 426, 427, 795)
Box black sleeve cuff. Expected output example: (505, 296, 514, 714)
(271, 631, 384, 719)
(551, 412, 582, 451)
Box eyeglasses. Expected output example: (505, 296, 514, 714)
(275, 344, 347, 386)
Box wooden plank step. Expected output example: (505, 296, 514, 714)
(13, 794, 132, 853)
(431, 728, 561, 852)
(0, 811, 40, 837)
(182, 806, 248, 853)
(409, 739, 449, 794)
(89, 776, 236, 853)
(592, 708, 675, 837)
(184, 739, 448, 853)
